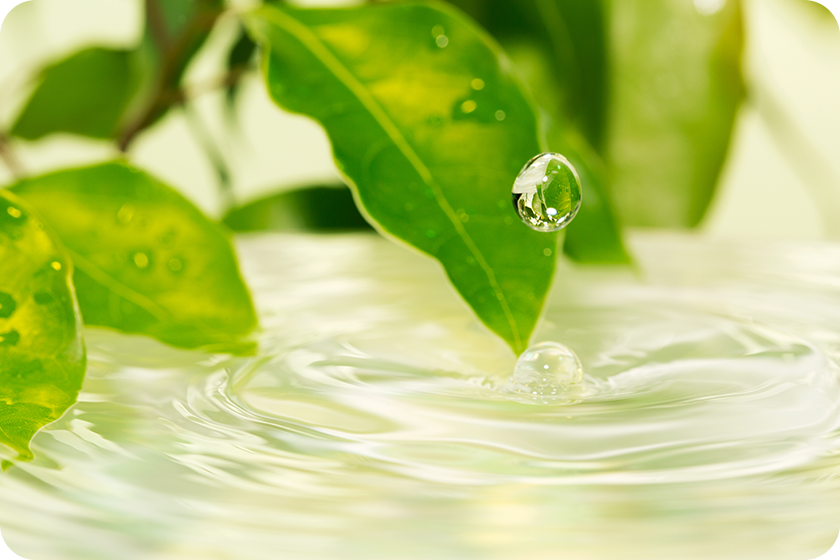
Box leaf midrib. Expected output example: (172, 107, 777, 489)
(255, 5, 523, 350)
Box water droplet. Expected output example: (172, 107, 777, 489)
(460, 100, 477, 114)
(6, 207, 21, 218)
(505, 342, 583, 404)
(50, 261, 62, 271)
(160, 230, 177, 246)
(168, 258, 183, 273)
(133, 252, 150, 269)
(543, 248, 553, 257)
(512, 153, 582, 233)
(0, 329, 20, 347)
(0, 292, 16, 319)
(471, 78, 485, 91)
(435, 35, 449, 48)
(494, 110, 506, 121)
(426, 230, 436, 238)
(117, 204, 136, 225)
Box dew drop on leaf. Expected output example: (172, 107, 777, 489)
(6, 207, 22, 218)
(133, 252, 150, 269)
(0, 292, 16, 319)
(512, 153, 582, 233)
(168, 258, 183, 273)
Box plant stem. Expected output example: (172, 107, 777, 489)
(118, 0, 224, 151)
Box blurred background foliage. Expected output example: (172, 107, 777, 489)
(0, 0, 838, 240)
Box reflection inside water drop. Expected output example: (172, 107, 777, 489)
(512, 153, 582, 233)
(504, 341, 584, 404)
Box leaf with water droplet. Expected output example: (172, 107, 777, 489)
(0, 191, 85, 461)
(10, 47, 143, 141)
(245, 2, 559, 354)
(10, 162, 258, 353)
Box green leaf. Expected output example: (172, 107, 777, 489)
(224, 184, 373, 233)
(11, 47, 142, 141)
(0, 191, 85, 461)
(606, 0, 745, 227)
(246, 2, 558, 354)
(10, 162, 257, 353)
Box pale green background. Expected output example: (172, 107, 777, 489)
(0, 0, 837, 239)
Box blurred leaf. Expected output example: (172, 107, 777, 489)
(224, 185, 373, 233)
(606, 0, 745, 227)
(11, 162, 257, 353)
(549, 124, 629, 264)
(0, 191, 85, 461)
(446, 0, 608, 149)
(247, 2, 559, 354)
(11, 48, 142, 141)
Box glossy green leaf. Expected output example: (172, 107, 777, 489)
(606, 0, 745, 227)
(0, 191, 85, 461)
(224, 184, 373, 233)
(446, 0, 609, 149)
(246, 2, 558, 354)
(11, 162, 257, 353)
(11, 47, 141, 141)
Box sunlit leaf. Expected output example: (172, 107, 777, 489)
(11, 47, 141, 141)
(0, 191, 85, 461)
(606, 0, 745, 227)
(11, 162, 257, 353)
(246, 2, 559, 354)
(224, 184, 373, 233)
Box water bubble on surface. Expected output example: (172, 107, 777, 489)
(0, 292, 16, 319)
(512, 153, 582, 232)
(504, 341, 583, 404)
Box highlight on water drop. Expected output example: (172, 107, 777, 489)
(512, 153, 582, 233)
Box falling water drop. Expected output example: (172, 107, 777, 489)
(512, 153, 582, 233)
(504, 341, 583, 404)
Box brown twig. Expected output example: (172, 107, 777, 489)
(118, 0, 224, 151)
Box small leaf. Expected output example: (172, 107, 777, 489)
(223, 184, 373, 233)
(246, 2, 558, 354)
(606, 0, 745, 227)
(0, 191, 85, 460)
(11, 47, 141, 141)
(10, 162, 257, 352)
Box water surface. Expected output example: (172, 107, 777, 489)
(2, 233, 840, 560)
